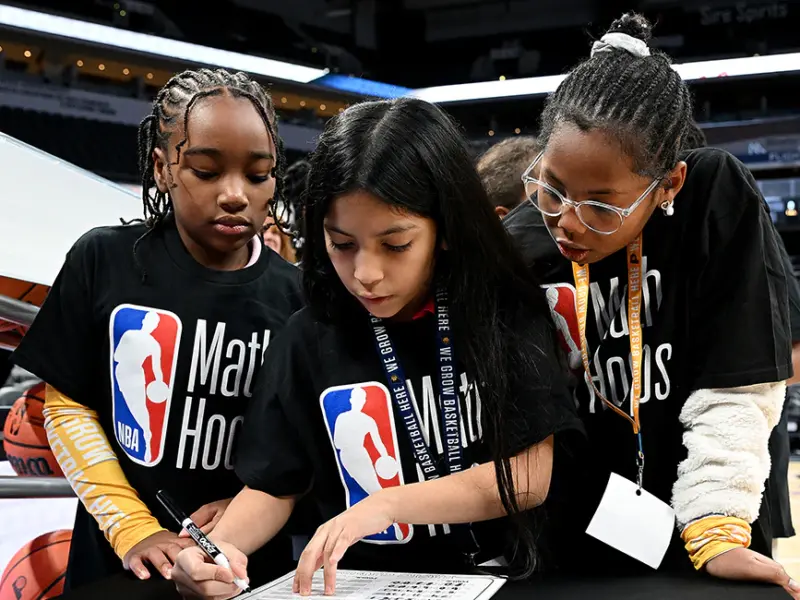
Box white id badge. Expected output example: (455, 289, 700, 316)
(586, 472, 676, 569)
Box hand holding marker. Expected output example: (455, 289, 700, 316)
(156, 490, 250, 594)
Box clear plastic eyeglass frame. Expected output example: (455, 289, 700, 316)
(521, 151, 664, 235)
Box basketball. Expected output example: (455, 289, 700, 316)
(146, 380, 169, 404)
(375, 455, 399, 480)
(2, 382, 63, 477)
(0, 275, 47, 351)
(0, 275, 48, 308)
(0, 530, 71, 600)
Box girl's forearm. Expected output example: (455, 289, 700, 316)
(209, 486, 296, 555)
(379, 436, 553, 525)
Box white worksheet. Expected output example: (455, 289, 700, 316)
(242, 570, 507, 600)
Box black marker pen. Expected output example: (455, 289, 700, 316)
(156, 490, 250, 594)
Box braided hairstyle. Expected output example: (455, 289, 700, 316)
(136, 68, 287, 230)
(539, 12, 693, 177)
(281, 159, 311, 260)
(682, 121, 708, 151)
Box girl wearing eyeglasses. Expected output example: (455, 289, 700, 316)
(504, 12, 795, 598)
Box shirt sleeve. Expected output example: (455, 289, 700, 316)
(501, 313, 585, 457)
(235, 321, 313, 497)
(12, 233, 101, 407)
(775, 232, 800, 342)
(688, 151, 793, 389)
(44, 385, 166, 559)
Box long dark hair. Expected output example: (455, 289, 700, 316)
(302, 97, 561, 575)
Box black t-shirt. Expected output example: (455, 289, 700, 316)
(12, 217, 304, 589)
(776, 236, 800, 342)
(236, 305, 584, 574)
(0, 349, 11, 386)
(503, 147, 793, 573)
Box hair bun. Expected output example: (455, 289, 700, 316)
(607, 12, 653, 43)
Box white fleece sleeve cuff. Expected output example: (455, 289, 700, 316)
(671, 381, 785, 528)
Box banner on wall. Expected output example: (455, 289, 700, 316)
(698, 2, 789, 26)
(0, 80, 321, 151)
(0, 80, 147, 126)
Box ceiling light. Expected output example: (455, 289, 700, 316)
(0, 4, 328, 83)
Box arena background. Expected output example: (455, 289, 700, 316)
(0, 0, 799, 593)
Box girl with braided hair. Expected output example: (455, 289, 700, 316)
(13, 68, 304, 591)
(504, 12, 796, 596)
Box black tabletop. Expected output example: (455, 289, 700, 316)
(56, 571, 786, 600)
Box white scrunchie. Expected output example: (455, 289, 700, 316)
(591, 32, 651, 58)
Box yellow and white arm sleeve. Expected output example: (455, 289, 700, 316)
(43, 384, 166, 560)
(673, 381, 785, 569)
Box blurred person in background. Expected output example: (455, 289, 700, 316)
(772, 279, 800, 553)
(262, 201, 297, 264)
(682, 122, 708, 151)
(477, 136, 541, 217)
(504, 11, 797, 597)
(284, 159, 310, 261)
(261, 160, 310, 265)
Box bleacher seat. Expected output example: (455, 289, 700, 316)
(0, 106, 138, 182)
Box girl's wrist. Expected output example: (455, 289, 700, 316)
(368, 486, 401, 524)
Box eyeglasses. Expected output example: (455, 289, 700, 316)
(521, 152, 663, 235)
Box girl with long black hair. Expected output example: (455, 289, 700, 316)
(171, 97, 584, 598)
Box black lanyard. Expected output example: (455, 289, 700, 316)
(370, 286, 480, 564)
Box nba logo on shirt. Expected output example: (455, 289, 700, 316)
(320, 382, 413, 543)
(543, 283, 582, 370)
(109, 304, 182, 467)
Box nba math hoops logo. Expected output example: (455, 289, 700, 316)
(109, 304, 182, 467)
(320, 382, 412, 544)
(543, 283, 581, 370)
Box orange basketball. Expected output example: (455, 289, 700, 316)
(0, 275, 48, 307)
(2, 383, 63, 477)
(0, 530, 71, 600)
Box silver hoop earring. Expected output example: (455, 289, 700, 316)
(661, 201, 675, 216)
